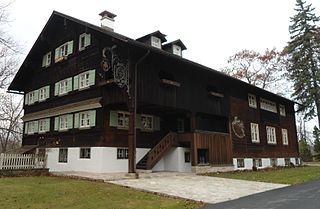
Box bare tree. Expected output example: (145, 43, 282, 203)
(221, 48, 288, 95)
(0, 93, 23, 153)
(0, 1, 20, 88)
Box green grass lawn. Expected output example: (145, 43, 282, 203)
(206, 166, 320, 185)
(0, 176, 202, 209)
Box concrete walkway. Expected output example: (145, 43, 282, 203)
(52, 171, 287, 204)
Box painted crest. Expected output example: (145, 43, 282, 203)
(232, 116, 245, 138)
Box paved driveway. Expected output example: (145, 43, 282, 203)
(109, 172, 287, 204)
(201, 179, 320, 209)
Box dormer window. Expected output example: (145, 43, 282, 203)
(151, 36, 161, 49)
(172, 44, 182, 56)
(42, 52, 51, 67)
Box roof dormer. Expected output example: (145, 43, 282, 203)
(136, 31, 167, 49)
(162, 39, 187, 57)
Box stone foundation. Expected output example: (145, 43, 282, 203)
(0, 168, 49, 177)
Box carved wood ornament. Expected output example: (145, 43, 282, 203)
(101, 46, 130, 96)
(231, 116, 245, 138)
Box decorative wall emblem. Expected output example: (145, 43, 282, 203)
(232, 116, 245, 138)
(101, 46, 130, 96)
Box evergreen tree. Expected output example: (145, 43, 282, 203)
(285, 0, 320, 128)
(313, 126, 320, 154)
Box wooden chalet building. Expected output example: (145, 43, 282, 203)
(8, 11, 300, 173)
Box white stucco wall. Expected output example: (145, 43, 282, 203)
(46, 147, 149, 173)
(233, 157, 301, 170)
(153, 147, 191, 172)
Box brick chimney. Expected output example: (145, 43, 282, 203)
(99, 10, 117, 32)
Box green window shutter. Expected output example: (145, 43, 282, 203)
(54, 82, 59, 96)
(45, 86, 50, 99)
(67, 77, 73, 92)
(67, 41, 73, 55)
(24, 94, 28, 105)
(109, 111, 118, 127)
(85, 34, 91, 47)
(54, 117, 59, 131)
(153, 116, 160, 131)
(54, 47, 60, 62)
(24, 122, 28, 134)
(34, 121, 39, 133)
(74, 113, 80, 129)
(88, 69, 96, 86)
(33, 90, 39, 102)
(67, 114, 73, 129)
(89, 110, 96, 127)
(45, 118, 50, 132)
(136, 114, 141, 129)
(73, 75, 79, 90)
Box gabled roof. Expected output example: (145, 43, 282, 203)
(8, 11, 295, 104)
(162, 39, 187, 50)
(136, 30, 167, 43)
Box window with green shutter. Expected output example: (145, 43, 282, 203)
(153, 116, 160, 131)
(54, 117, 59, 131)
(88, 69, 95, 86)
(67, 114, 74, 129)
(73, 75, 79, 90)
(74, 113, 80, 128)
(79, 33, 91, 51)
(109, 111, 118, 127)
(89, 110, 96, 127)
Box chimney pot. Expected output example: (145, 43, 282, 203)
(99, 10, 117, 31)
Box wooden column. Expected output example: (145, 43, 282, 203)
(190, 113, 197, 166)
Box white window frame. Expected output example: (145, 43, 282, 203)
(282, 128, 289, 145)
(79, 33, 91, 51)
(42, 51, 51, 67)
(59, 115, 68, 131)
(253, 158, 262, 168)
(270, 158, 277, 167)
(141, 114, 153, 131)
(172, 44, 182, 56)
(260, 98, 277, 113)
(250, 123, 260, 143)
(55, 41, 73, 63)
(28, 91, 35, 105)
(151, 36, 161, 49)
(117, 148, 128, 159)
(58, 148, 68, 163)
(38, 119, 47, 133)
(117, 111, 130, 129)
(59, 79, 69, 95)
(80, 111, 90, 128)
(266, 126, 277, 144)
(237, 159, 245, 168)
(79, 71, 90, 89)
(27, 121, 35, 134)
(279, 104, 286, 116)
(39, 87, 48, 101)
(248, 94, 257, 108)
(79, 148, 91, 159)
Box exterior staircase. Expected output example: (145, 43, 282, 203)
(137, 132, 178, 170)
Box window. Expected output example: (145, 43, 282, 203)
(59, 115, 68, 131)
(248, 94, 257, 108)
(73, 70, 96, 91)
(117, 148, 128, 159)
(141, 115, 153, 131)
(285, 158, 291, 166)
(172, 44, 182, 56)
(55, 41, 73, 63)
(58, 148, 68, 163)
(184, 151, 191, 163)
(270, 158, 277, 167)
(80, 148, 91, 159)
(282, 128, 289, 145)
(266, 126, 277, 144)
(295, 158, 299, 165)
(26, 121, 38, 135)
(55, 78, 72, 96)
(237, 159, 245, 168)
(118, 112, 130, 129)
(79, 72, 90, 89)
(26, 91, 38, 105)
(279, 104, 286, 116)
(39, 86, 50, 101)
(38, 119, 50, 133)
(250, 123, 260, 143)
(253, 158, 262, 168)
(151, 36, 161, 48)
(79, 33, 91, 51)
(198, 149, 209, 165)
(80, 112, 90, 128)
(42, 51, 51, 67)
(177, 119, 185, 133)
(260, 98, 277, 113)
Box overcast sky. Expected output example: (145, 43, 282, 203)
(9, 0, 320, 70)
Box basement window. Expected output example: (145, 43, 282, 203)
(184, 151, 191, 163)
(237, 159, 245, 168)
(198, 149, 209, 165)
(80, 148, 91, 159)
(58, 148, 68, 163)
(159, 71, 180, 87)
(117, 148, 128, 159)
(285, 158, 290, 166)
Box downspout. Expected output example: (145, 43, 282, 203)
(131, 49, 150, 173)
